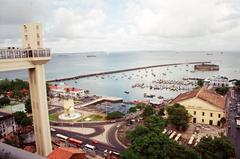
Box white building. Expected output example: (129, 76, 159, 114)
(21, 22, 43, 49)
(204, 76, 229, 88)
(0, 110, 16, 137)
(49, 83, 86, 98)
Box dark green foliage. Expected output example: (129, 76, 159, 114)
(235, 80, 240, 87)
(135, 103, 147, 109)
(0, 97, 10, 107)
(167, 103, 190, 131)
(13, 111, 32, 126)
(195, 136, 235, 159)
(128, 107, 137, 113)
(106, 111, 124, 119)
(24, 98, 32, 113)
(122, 116, 199, 159)
(158, 107, 165, 116)
(215, 87, 229, 96)
(21, 117, 32, 126)
(142, 106, 155, 118)
(197, 79, 204, 87)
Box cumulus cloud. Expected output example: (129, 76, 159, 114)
(0, 0, 240, 52)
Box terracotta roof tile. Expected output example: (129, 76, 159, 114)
(48, 147, 86, 159)
(171, 88, 226, 109)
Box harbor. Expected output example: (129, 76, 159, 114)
(47, 61, 211, 82)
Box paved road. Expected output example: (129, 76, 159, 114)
(227, 89, 240, 159)
(52, 127, 124, 156)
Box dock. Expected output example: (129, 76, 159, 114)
(74, 96, 123, 108)
(47, 61, 211, 82)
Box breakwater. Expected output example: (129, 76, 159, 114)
(47, 61, 211, 82)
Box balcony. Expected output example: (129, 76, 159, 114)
(0, 48, 51, 72)
(0, 48, 50, 59)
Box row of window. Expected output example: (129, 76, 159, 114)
(192, 118, 221, 126)
(193, 111, 221, 118)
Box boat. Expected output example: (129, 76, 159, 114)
(158, 96, 164, 99)
(162, 73, 166, 76)
(144, 93, 155, 98)
(124, 91, 130, 94)
(86, 55, 96, 57)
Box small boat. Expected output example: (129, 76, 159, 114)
(158, 96, 164, 99)
(87, 55, 96, 57)
(124, 91, 130, 94)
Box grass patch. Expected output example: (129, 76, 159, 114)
(49, 113, 58, 121)
(78, 114, 105, 122)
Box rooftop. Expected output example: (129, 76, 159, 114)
(171, 88, 226, 109)
(47, 147, 86, 159)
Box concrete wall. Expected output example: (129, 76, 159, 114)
(21, 23, 43, 49)
(178, 97, 225, 126)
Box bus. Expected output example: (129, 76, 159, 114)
(84, 144, 96, 151)
(68, 138, 83, 147)
(56, 134, 69, 141)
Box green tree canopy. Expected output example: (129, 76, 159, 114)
(197, 79, 204, 87)
(24, 98, 32, 114)
(128, 107, 137, 113)
(215, 87, 229, 96)
(13, 111, 27, 125)
(142, 106, 155, 118)
(195, 136, 235, 159)
(167, 103, 190, 131)
(0, 97, 10, 107)
(106, 111, 124, 120)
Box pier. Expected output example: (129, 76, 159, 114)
(74, 96, 123, 108)
(47, 61, 211, 82)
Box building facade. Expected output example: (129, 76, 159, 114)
(0, 111, 16, 137)
(21, 23, 43, 49)
(171, 88, 226, 126)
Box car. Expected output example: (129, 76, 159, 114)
(110, 120, 116, 123)
(50, 127, 56, 132)
(91, 139, 98, 144)
(116, 124, 121, 128)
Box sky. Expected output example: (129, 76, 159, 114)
(0, 0, 240, 53)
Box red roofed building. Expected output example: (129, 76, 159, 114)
(48, 147, 86, 159)
(171, 88, 226, 126)
(48, 83, 86, 98)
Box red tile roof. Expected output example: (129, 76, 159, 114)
(171, 88, 226, 109)
(48, 147, 86, 159)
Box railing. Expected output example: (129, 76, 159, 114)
(0, 48, 51, 60)
(0, 143, 46, 159)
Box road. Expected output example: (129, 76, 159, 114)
(51, 124, 125, 156)
(227, 89, 240, 159)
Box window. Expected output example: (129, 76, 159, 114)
(36, 25, 39, 30)
(194, 111, 196, 115)
(37, 41, 40, 46)
(202, 119, 204, 123)
(202, 112, 205, 116)
(37, 33, 40, 38)
(218, 114, 221, 118)
(210, 113, 213, 117)
(25, 35, 28, 40)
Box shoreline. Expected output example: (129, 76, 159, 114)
(47, 61, 211, 82)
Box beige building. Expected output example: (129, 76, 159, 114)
(21, 22, 43, 49)
(171, 88, 226, 126)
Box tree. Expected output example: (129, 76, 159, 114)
(122, 114, 200, 159)
(13, 111, 27, 125)
(158, 107, 165, 116)
(21, 117, 32, 126)
(142, 106, 155, 118)
(195, 136, 235, 159)
(24, 98, 32, 113)
(197, 79, 204, 87)
(167, 103, 190, 131)
(215, 87, 229, 96)
(0, 97, 10, 107)
(106, 111, 124, 120)
(128, 107, 137, 113)
(220, 117, 226, 127)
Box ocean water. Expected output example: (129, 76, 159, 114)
(1, 51, 240, 101)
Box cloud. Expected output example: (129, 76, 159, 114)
(0, 0, 240, 52)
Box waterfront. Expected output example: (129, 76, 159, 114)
(1, 51, 240, 101)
